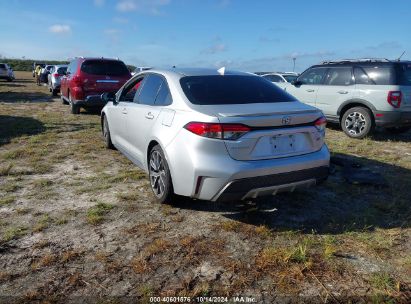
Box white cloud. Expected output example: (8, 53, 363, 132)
(49, 24, 72, 34)
(94, 0, 105, 7)
(116, 0, 171, 15)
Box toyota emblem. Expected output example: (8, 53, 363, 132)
(282, 116, 291, 125)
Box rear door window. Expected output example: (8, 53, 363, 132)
(180, 75, 296, 105)
(155, 80, 172, 106)
(298, 67, 327, 85)
(354, 67, 373, 85)
(81, 60, 129, 76)
(137, 74, 163, 105)
(324, 67, 353, 86)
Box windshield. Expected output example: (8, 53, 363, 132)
(81, 60, 130, 76)
(180, 75, 296, 105)
(283, 75, 298, 82)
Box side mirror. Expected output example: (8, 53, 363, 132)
(292, 80, 303, 87)
(101, 92, 116, 104)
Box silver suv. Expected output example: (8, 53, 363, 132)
(0, 63, 15, 82)
(281, 59, 411, 138)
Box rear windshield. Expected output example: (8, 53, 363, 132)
(81, 60, 129, 76)
(0, 64, 6, 69)
(57, 67, 67, 74)
(399, 63, 411, 85)
(180, 75, 296, 105)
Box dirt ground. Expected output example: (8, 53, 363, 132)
(0, 72, 410, 303)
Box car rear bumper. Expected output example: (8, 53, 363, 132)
(73, 95, 107, 107)
(374, 111, 411, 127)
(214, 166, 329, 202)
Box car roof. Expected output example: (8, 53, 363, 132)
(146, 68, 254, 77)
(77, 57, 125, 62)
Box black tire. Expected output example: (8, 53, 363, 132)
(69, 92, 80, 114)
(61, 95, 68, 105)
(385, 126, 411, 134)
(341, 107, 374, 139)
(52, 88, 58, 97)
(148, 145, 175, 204)
(7, 78, 12, 82)
(102, 115, 115, 149)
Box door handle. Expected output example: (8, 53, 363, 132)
(145, 112, 154, 120)
(306, 89, 315, 92)
(338, 90, 348, 94)
(122, 108, 127, 114)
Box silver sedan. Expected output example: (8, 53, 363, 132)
(101, 68, 330, 203)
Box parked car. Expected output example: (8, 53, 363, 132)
(101, 68, 330, 204)
(283, 59, 411, 138)
(60, 57, 131, 114)
(0, 63, 15, 82)
(32, 62, 46, 78)
(47, 65, 68, 96)
(262, 72, 299, 84)
(131, 66, 152, 75)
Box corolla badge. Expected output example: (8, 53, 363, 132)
(281, 116, 291, 125)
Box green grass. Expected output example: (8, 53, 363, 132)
(2, 226, 28, 242)
(86, 202, 115, 225)
(0, 196, 16, 206)
(369, 272, 397, 292)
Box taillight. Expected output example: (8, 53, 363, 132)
(314, 116, 327, 134)
(387, 91, 402, 108)
(184, 122, 250, 140)
(53, 73, 62, 77)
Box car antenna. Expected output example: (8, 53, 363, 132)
(397, 51, 405, 61)
(217, 66, 225, 75)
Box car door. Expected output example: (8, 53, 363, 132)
(111, 75, 146, 156)
(316, 66, 355, 116)
(124, 74, 165, 166)
(284, 67, 327, 107)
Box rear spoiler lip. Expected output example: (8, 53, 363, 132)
(217, 109, 319, 117)
(248, 120, 321, 131)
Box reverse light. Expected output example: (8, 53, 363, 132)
(314, 116, 327, 134)
(387, 91, 402, 108)
(184, 122, 250, 140)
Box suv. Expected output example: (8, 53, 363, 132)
(60, 57, 131, 114)
(0, 63, 15, 82)
(283, 59, 411, 138)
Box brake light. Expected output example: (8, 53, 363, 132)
(314, 116, 327, 133)
(53, 73, 62, 77)
(184, 122, 250, 140)
(387, 91, 402, 108)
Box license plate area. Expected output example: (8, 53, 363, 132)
(270, 134, 296, 154)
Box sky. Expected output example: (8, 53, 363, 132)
(0, 0, 410, 72)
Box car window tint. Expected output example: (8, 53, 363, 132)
(57, 67, 67, 74)
(81, 60, 129, 76)
(324, 67, 353, 86)
(180, 75, 296, 105)
(298, 68, 327, 85)
(354, 67, 372, 84)
(120, 77, 144, 102)
(283, 75, 298, 82)
(138, 74, 163, 105)
(399, 63, 411, 85)
(0, 64, 6, 69)
(155, 80, 172, 106)
(361, 66, 395, 85)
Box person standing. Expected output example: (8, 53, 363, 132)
(35, 65, 42, 86)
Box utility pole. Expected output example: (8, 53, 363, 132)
(292, 57, 296, 72)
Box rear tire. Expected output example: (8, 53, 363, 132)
(341, 107, 374, 139)
(69, 92, 80, 114)
(102, 115, 115, 149)
(148, 145, 176, 204)
(52, 88, 58, 97)
(385, 126, 411, 134)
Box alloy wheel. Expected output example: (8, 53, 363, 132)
(149, 150, 166, 198)
(345, 112, 366, 136)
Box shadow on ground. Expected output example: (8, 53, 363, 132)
(0, 91, 53, 103)
(0, 115, 45, 146)
(171, 153, 411, 234)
